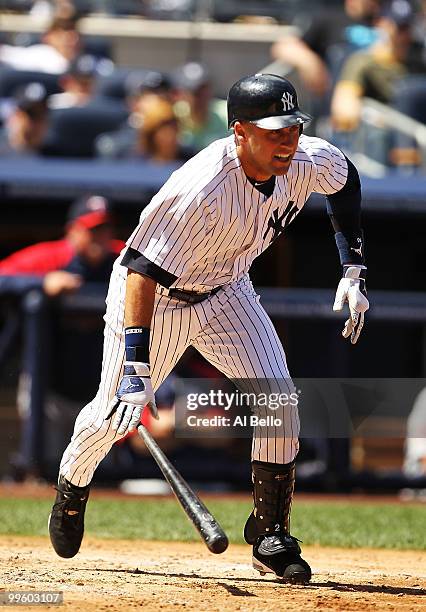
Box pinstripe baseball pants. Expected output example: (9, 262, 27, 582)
(60, 275, 299, 487)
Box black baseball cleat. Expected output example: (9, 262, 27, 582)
(48, 475, 90, 558)
(252, 533, 312, 584)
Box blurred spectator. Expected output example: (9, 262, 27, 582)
(0, 195, 123, 296)
(0, 82, 49, 156)
(0, 16, 82, 74)
(96, 69, 173, 157)
(331, 0, 426, 131)
(98, 96, 192, 163)
(138, 97, 192, 163)
(271, 0, 383, 97)
(125, 69, 173, 125)
(171, 62, 228, 151)
(48, 54, 111, 109)
(0, 193, 124, 479)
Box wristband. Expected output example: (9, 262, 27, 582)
(124, 326, 150, 363)
(335, 231, 365, 266)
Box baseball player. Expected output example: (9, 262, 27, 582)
(49, 74, 369, 584)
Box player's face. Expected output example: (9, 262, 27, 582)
(235, 122, 300, 180)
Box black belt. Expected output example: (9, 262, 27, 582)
(168, 286, 222, 304)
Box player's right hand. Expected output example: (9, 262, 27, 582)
(106, 362, 158, 436)
(333, 265, 369, 345)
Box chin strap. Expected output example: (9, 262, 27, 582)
(244, 460, 295, 545)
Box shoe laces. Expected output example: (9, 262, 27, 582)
(53, 483, 88, 517)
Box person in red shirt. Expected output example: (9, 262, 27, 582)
(0, 194, 124, 481)
(0, 194, 124, 294)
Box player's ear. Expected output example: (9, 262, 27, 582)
(233, 121, 247, 144)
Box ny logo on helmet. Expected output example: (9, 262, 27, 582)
(281, 92, 295, 112)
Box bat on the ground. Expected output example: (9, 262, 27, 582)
(137, 424, 229, 554)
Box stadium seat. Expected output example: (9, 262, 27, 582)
(96, 68, 153, 101)
(43, 100, 129, 158)
(0, 67, 61, 98)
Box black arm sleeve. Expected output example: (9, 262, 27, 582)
(326, 155, 365, 266)
(121, 248, 178, 288)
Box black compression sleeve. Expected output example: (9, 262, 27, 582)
(326, 155, 365, 266)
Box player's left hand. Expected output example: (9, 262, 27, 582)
(106, 362, 158, 436)
(333, 265, 369, 344)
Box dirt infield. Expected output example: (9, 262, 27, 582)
(1, 536, 425, 611)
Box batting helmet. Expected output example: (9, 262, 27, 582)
(227, 73, 312, 130)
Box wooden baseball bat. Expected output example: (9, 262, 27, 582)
(137, 424, 229, 554)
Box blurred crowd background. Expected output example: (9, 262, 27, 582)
(0, 0, 426, 496)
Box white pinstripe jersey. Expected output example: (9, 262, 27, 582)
(121, 134, 348, 293)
